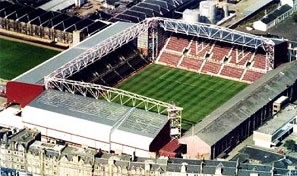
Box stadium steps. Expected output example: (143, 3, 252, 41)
(198, 59, 207, 73)
(177, 55, 185, 67)
(240, 68, 248, 81)
(155, 37, 171, 62)
(177, 38, 194, 67)
(217, 63, 225, 75)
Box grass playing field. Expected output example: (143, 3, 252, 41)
(117, 64, 247, 130)
(0, 38, 59, 80)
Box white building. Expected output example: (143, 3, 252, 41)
(253, 104, 297, 148)
(21, 90, 171, 157)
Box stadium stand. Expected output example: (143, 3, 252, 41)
(220, 65, 244, 79)
(166, 36, 191, 52)
(242, 70, 265, 82)
(179, 57, 203, 71)
(158, 52, 181, 67)
(68, 43, 149, 86)
(157, 33, 273, 83)
(201, 62, 221, 75)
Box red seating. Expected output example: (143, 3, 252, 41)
(242, 70, 264, 82)
(158, 34, 269, 83)
(229, 49, 252, 66)
(180, 57, 203, 70)
(167, 36, 190, 52)
(201, 62, 221, 74)
(189, 40, 211, 58)
(212, 45, 230, 62)
(252, 53, 267, 70)
(158, 52, 181, 67)
(220, 66, 244, 79)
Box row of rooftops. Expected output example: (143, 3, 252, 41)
(0, 1, 107, 34)
(1, 127, 297, 175)
(111, 0, 191, 22)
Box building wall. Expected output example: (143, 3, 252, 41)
(6, 81, 44, 108)
(253, 21, 268, 32)
(253, 131, 272, 148)
(209, 80, 297, 159)
(22, 106, 112, 143)
(149, 121, 171, 152)
(0, 17, 73, 46)
(179, 135, 211, 159)
(211, 101, 274, 159)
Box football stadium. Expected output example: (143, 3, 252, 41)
(3, 17, 297, 160)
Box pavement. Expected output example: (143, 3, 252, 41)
(221, 0, 274, 28)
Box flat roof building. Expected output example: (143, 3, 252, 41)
(253, 104, 297, 148)
(22, 89, 171, 157)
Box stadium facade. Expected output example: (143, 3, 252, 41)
(2, 17, 295, 160)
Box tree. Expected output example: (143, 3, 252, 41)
(284, 139, 295, 152)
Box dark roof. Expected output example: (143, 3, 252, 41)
(88, 11, 112, 21)
(54, 16, 81, 31)
(83, 21, 107, 35)
(0, 4, 23, 18)
(111, 0, 183, 22)
(5, 6, 34, 20)
(65, 18, 94, 32)
(18, 8, 47, 23)
(231, 146, 297, 166)
(116, 14, 141, 23)
(0, 1, 14, 10)
(261, 4, 292, 24)
(123, 10, 147, 20)
(185, 60, 297, 146)
(46, 13, 69, 28)
(131, 6, 155, 17)
(137, 2, 163, 15)
(30, 11, 59, 25)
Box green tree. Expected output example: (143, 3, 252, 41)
(284, 139, 295, 151)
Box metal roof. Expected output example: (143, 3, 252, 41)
(112, 0, 183, 22)
(27, 89, 167, 137)
(261, 4, 292, 24)
(28, 89, 130, 126)
(184, 60, 297, 146)
(39, 0, 75, 11)
(118, 108, 168, 138)
(14, 21, 133, 84)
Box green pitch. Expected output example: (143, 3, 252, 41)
(117, 64, 247, 130)
(0, 38, 59, 80)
